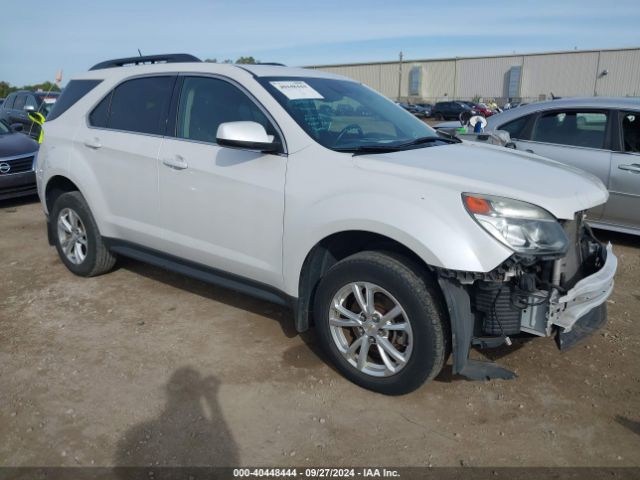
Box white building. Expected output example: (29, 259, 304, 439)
(308, 47, 640, 104)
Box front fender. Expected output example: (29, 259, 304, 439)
(282, 190, 512, 297)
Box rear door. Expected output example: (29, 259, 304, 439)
(78, 75, 176, 248)
(605, 111, 640, 231)
(506, 109, 612, 220)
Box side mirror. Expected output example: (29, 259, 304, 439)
(23, 104, 35, 112)
(10, 123, 23, 132)
(216, 121, 279, 153)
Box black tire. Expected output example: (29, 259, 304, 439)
(51, 191, 116, 277)
(313, 251, 448, 395)
(435, 113, 445, 121)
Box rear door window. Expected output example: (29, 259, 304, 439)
(107, 76, 175, 135)
(621, 112, 640, 153)
(531, 110, 608, 149)
(13, 94, 26, 111)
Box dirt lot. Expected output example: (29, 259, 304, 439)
(1, 196, 639, 468)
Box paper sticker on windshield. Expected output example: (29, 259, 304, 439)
(270, 81, 324, 100)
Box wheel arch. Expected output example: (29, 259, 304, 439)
(292, 230, 441, 333)
(45, 175, 81, 214)
(44, 175, 83, 246)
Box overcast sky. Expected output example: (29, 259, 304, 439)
(1, 0, 639, 86)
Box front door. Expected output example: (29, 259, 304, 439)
(511, 109, 613, 221)
(157, 75, 287, 287)
(604, 112, 640, 231)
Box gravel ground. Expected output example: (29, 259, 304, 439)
(1, 196, 639, 468)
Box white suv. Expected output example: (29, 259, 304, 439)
(37, 54, 617, 394)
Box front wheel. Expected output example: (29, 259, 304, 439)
(313, 251, 448, 395)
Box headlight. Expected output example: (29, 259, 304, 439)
(462, 193, 569, 256)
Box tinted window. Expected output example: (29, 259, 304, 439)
(108, 76, 175, 135)
(48, 80, 102, 121)
(531, 111, 608, 149)
(499, 115, 531, 139)
(25, 95, 38, 109)
(177, 77, 276, 144)
(14, 94, 26, 111)
(89, 92, 112, 128)
(622, 112, 640, 153)
(3, 94, 15, 110)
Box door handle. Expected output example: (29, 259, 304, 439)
(525, 149, 535, 154)
(83, 138, 102, 149)
(162, 155, 188, 170)
(618, 163, 640, 174)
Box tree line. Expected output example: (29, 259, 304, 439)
(204, 56, 258, 64)
(1, 57, 260, 98)
(0, 81, 61, 99)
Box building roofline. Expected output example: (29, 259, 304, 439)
(306, 45, 640, 69)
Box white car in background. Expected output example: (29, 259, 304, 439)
(36, 54, 616, 394)
(436, 97, 640, 235)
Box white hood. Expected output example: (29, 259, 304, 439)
(355, 141, 608, 220)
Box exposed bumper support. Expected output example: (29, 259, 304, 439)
(550, 243, 617, 332)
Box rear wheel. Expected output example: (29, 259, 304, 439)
(313, 251, 448, 395)
(52, 191, 116, 277)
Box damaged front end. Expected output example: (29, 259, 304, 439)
(438, 212, 617, 381)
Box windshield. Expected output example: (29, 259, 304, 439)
(258, 77, 439, 152)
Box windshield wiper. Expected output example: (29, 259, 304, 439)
(334, 134, 461, 155)
(394, 135, 461, 149)
(334, 145, 405, 155)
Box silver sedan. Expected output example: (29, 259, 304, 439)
(439, 97, 640, 235)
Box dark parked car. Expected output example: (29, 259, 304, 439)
(0, 120, 39, 200)
(415, 102, 433, 117)
(0, 90, 59, 140)
(398, 103, 430, 118)
(431, 101, 474, 121)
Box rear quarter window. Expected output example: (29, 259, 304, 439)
(47, 80, 102, 121)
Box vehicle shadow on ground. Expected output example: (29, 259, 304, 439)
(118, 258, 336, 374)
(113, 367, 239, 473)
(0, 194, 39, 209)
(615, 415, 640, 436)
(119, 257, 298, 338)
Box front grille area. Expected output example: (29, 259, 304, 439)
(474, 282, 523, 336)
(0, 156, 35, 175)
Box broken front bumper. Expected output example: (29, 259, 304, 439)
(549, 243, 617, 333)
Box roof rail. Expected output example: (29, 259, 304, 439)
(89, 53, 201, 71)
(256, 62, 286, 66)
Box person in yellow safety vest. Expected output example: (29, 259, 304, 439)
(27, 112, 46, 144)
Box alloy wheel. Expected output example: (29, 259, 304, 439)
(328, 282, 413, 377)
(57, 208, 88, 265)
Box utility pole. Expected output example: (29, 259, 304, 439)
(397, 51, 403, 101)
